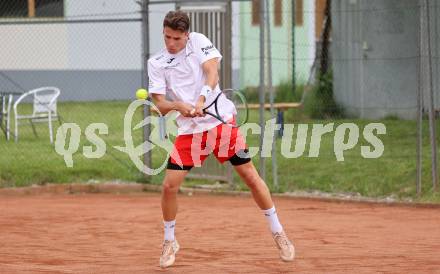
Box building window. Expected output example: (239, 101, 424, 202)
(0, 0, 64, 18)
(295, 0, 303, 26)
(35, 0, 64, 17)
(274, 0, 282, 26)
(315, 0, 326, 39)
(252, 0, 260, 25)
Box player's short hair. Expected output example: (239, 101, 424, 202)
(163, 10, 190, 32)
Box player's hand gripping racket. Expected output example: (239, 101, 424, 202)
(193, 89, 248, 128)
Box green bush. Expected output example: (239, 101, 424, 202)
(241, 81, 303, 104)
(304, 71, 343, 119)
(242, 87, 260, 104)
(275, 81, 303, 103)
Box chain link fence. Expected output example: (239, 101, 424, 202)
(0, 0, 438, 201)
(0, 0, 148, 187)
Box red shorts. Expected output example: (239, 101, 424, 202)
(169, 121, 249, 168)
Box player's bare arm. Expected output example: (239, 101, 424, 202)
(151, 94, 196, 117)
(194, 58, 220, 117)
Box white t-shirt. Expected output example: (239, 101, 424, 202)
(148, 32, 235, 135)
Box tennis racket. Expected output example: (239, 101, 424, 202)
(192, 89, 248, 128)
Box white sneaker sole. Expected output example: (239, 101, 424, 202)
(280, 246, 295, 262)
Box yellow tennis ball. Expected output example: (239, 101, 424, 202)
(136, 88, 148, 100)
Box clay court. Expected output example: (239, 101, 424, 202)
(0, 190, 439, 273)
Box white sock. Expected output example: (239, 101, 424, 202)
(263, 206, 283, 234)
(163, 220, 176, 241)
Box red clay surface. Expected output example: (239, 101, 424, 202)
(0, 192, 439, 273)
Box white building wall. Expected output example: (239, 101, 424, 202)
(0, 24, 68, 70)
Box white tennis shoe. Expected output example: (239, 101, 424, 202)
(272, 231, 295, 261)
(159, 239, 180, 268)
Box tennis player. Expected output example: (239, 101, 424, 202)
(148, 10, 295, 268)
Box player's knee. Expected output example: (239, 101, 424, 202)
(162, 181, 179, 195)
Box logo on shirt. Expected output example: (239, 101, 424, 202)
(201, 44, 214, 56)
(155, 54, 164, 61)
(166, 57, 175, 64)
(165, 62, 180, 69)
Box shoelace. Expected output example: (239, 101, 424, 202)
(274, 234, 290, 248)
(161, 241, 173, 256)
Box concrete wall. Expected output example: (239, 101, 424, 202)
(0, 0, 247, 101)
(426, 0, 440, 112)
(332, 0, 439, 119)
(0, 71, 141, 101)
(0, 0, 174, 102)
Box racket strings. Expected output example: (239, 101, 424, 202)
(202, 89, 248, 127)
(228, 91, 248, 126)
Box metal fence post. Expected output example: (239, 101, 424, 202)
(142, 0, 152, 179)
(291, 0, 296, 94)
(416, 0, 423, 195)
(424, 0, 438, 191)
(259, 0, 266, 182)
(265, 0, 278, 190)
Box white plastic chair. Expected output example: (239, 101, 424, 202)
(13, 87, 60, 143)
(1, 93, 13, 140)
